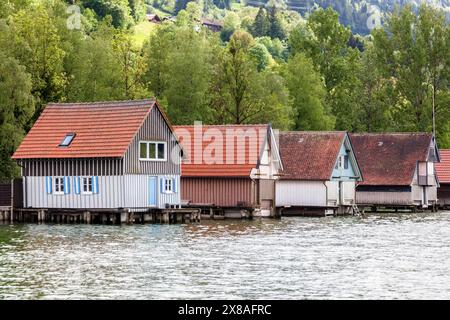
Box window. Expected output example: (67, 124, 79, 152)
(165, 178, 173, 193)
(54, 177, 64, 194)
(139, 141, 166, 161)
(60, 133, 76, 147)
(337, 155, 348, 170)
(82, 177, 93, 194)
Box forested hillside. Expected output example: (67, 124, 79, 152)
(0, 0, 449, 181)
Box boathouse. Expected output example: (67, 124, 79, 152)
(276, 132, 362, 216)
(436, 149, 450, 208)
(350, 133, 440, 210)
(173, 124, 283, 218)
(12, 99, 182, 211)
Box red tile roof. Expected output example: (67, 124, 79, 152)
(436, 149, 450, 184)
(350, 133, 433, 186)
(279, 131, 345, 180)
(173, 124, 269, 177)
(12, 100, 159, 159)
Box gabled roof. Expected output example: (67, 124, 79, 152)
(349, 133, 435, 186)
(12, 99, 167, 159)
(173, 124, 270, 177)
(279, 131, 346, 180)
(436, 149, 450, 184)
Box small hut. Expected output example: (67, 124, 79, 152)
(436, 149, 450, 208)
(350, 133, 440, 210)
(146, 14, 162, 23)
(276, 132, 362, 216)
(12, 99, 182, 211)
(173, 124, 283, 218)
(201, 19, 223, 32)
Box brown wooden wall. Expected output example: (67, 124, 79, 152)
(0, 179, 23, 208)
(181, 177, 254, 207)
(438, 184, 450, 206)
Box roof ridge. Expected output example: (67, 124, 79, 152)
(47, 99, 156, 107)
(350, 132, 432, 135)
(281, 131, 346, 134)
(173, 124, 269, 128)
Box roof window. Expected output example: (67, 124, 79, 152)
(60, 133, 76, 147)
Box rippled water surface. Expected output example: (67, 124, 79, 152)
(1, 212, 450, 299)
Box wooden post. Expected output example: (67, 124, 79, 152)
(10, 178, 14, 222)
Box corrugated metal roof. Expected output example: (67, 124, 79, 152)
(12, 100, 157, 159)
(436, 149, 450, 183)
(279, 131, 346, 180)
(350, 133, 433, 186)
(173, 124, 268, 177)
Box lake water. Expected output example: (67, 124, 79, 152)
(1, 211, 450, 300)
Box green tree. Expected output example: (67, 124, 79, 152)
(356, 44, 394, 132)
(128, 0, 146, 23)
(249, 43, 272, 72)
(143, 23, 175, 98)
(5, 5, 66, 121)
(220, 11, 240, 42)
(251, 7, 270, 38)
(283, 53, 334, 130)
(211, 31, 291, 127)
(174, 0, 190, 14)
(113, 31, 149, 99)
(289, 7, 362, 130)
(81, 0, 133, 28)
(372, 4, 450, 146)
(164, 27, 213, 124)
(267, 5, 285, 40)
(0, 53, 34, 180)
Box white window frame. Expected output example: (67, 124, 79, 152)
(139, 141, 167, 161)
(54, 177, 65, 195)
(338, 155, 345, 170)
(164, 178, 173, 193)
(82, 177, 93, 195)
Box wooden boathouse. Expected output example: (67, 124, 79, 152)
(276, 131, 363, 216)
(350, 133, 440, 211)
(9, 99, 201, 223)
(436, 149, 450, 209)
(173, 124, 283, 218)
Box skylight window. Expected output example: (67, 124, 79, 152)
(60, 133, 75, 147)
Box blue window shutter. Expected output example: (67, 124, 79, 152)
(160, 177, 165, 194)
(93, 176, 99, 194)
(344, 155, 349, 169)
(45, 177, 52, 194)
(173, 178, 178, 193)
(74, 177, 80, 194)
(64, 177, 70, 194)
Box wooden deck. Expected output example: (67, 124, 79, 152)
(6, 208, 201, 224)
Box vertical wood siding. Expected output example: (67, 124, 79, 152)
(276, 181, 327, 207)
(356, 190, 413, 205)
(438, 184, 450, 206)
(25, 176, 124, 209)
(22, 158, 123, 176)
(276, 180, 356, 207)
(124, 106, 181, 175)
(342, 181, 356, 205)
(181, 177, 253, 207)
(124, 174, 180, 210)
(24, 175, 181, 210)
